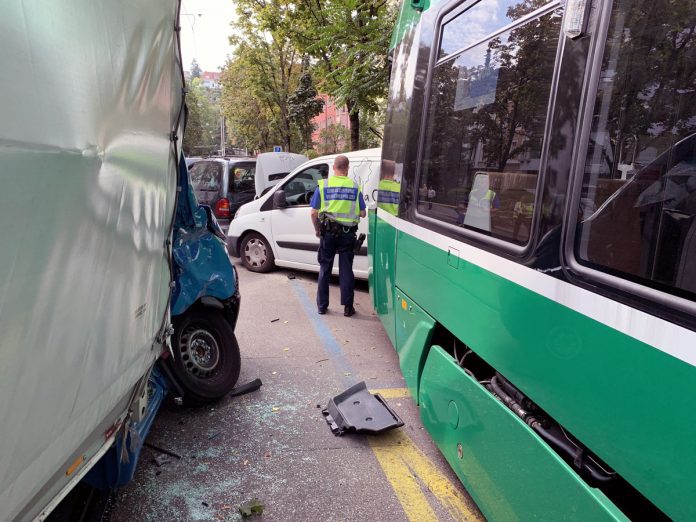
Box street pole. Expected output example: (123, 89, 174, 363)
(220, 114, 226, 156)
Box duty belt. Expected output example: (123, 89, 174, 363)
(322, 220, 357, 235)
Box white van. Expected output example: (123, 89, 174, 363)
(254, 152, 308, 197)
(227, 148, 381, 279)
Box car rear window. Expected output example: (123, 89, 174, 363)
(190, 162, 223, 192)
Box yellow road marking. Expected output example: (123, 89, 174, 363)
(370, 432, 438, 521)
(370, 387, 411, 399)
(369, 429, 481, 521)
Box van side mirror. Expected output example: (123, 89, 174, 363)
(273, 190, 288, 208)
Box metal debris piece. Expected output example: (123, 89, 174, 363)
(322, 381, 404, 436)
(239, 498, 265, 518)
(229, 378, 263, 397)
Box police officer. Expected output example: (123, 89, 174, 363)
(377, 159, 401, 216)
(310, 155, 366, 316)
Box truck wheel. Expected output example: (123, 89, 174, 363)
(241, 232, 275, 273)
(168, 310, 241, 405)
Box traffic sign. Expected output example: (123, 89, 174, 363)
(273, 146, 282, 152)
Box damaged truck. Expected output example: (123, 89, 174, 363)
(0, 1, 241, 519)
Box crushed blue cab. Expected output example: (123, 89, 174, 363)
(82, 366, 168, 490)
(171, 154, 237, 317)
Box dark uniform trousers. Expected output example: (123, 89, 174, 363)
(317, 226, 356, 310)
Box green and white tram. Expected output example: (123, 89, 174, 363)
(369, 0, 696, 519)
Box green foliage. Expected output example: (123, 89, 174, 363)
(359, 98, 386, 149)
(183, 78, 218, 156)
(222, 0, 395, 153)
(319, 123, 350, 154)
(288, 71, 324, 150)
(221, 0, 308, 153)
(290, 0, 397, 149)
(190, 59, 202, 79)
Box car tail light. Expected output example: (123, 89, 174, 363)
(214, 198, 231, 219)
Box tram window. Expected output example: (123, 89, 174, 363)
(438, 0, 543, 60)
(419, 5, 562, 245)
(574, 0, 696, 300)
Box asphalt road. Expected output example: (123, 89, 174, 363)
(110, 259, 482, 521)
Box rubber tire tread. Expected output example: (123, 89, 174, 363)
(168, 310, 241, 405)
(240, 232, 275, 273)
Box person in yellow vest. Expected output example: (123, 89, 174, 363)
(377, 159, 401, 216)
(310, 155, 366, 316)
(512, 192, 534, 241)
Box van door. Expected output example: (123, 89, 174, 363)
(270, 163, 330, 266)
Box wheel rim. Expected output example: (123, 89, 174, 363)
(244, 238, 267, 267)
(180, 327, 221, 379)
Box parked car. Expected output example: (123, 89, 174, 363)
(189, 157, 257, 232)
(227, 149, 381, 279)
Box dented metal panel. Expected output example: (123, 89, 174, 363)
(0, 1, 182, 519)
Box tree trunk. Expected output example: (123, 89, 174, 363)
(347, 100, 360, 151)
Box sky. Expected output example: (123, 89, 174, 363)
(180, 0, 237, 73)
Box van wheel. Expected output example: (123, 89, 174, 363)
(241, 233, 275, 273)
(168, 310, 241, 405)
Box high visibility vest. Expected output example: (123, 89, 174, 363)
(318, 176, 361, 225)
(514, 201, 534, 219)
(377, 179, 401, 216)
(469, 189, 496, 209)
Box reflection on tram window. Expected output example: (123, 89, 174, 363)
(575, 0, 696, 299)
(420, 5, 562, 245)
(438, 0, 541, 59)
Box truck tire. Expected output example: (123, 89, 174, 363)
(240, 232, 275, 273)
(168, 310, 241, 405)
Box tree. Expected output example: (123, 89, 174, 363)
(184, 78, 218, 155)
(225, 0, 304, 152)
(359, 98, 386, 149)
(319, 123, 349, 154)
(290, 0, 396, 150)
(190, 59, 202, 79)
(221, 55, 279, 153)
(288, 70, 324, 151)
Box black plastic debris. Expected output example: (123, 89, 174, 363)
(322, 381, 404, 436)
(287, 273, 296, 280)
(144, 442, 182, 460)
(229, 378, 263, 398)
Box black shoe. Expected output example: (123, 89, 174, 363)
(344, 305, 355, 317)
(318, 307, 327, 315)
